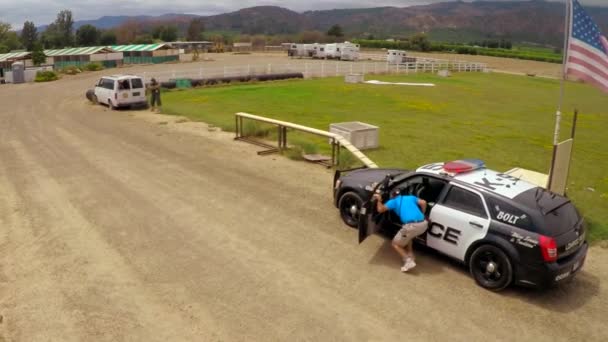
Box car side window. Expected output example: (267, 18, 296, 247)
(443, 186, 487, 219)
(103, 79, 114, 90)
(97, 79, 104, 87)
(131, 78, 143, 89)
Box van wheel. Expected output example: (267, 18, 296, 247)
(469, 245, 513, 291)
(109, 100, 117, 110)
(92, 95, 98, 105)
(338, 192, 363, 228)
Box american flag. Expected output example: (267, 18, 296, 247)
(566, 0, 608, 93)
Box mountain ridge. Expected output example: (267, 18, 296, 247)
(52, 1, 608, 46)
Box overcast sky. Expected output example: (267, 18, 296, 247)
(1, 0, 605, 28)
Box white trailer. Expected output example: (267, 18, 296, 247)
(386, 50, 417, 64)
(387, 50, 406, 64)
(324, 43, 341, 59)
(340, 42, 360, 61)
(288, 44, 310, 58)
(311, 44, 326, 59)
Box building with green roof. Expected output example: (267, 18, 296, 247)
(0, 51, 34, 78)
(44, 46, 123, 69)
(110, 43, 179, 64)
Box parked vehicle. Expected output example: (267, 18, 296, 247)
(311, 44, 327, 59)
(333, 159, 588, 291)
(340, 44, 360, 61)
(287, 44, 311, 58)
(324, 44, 342, 59)
(91, 75, 147, 109)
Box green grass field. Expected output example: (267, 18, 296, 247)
(162, 73, 608, 242)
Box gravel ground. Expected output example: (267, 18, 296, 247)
(0, 56, 605, 341)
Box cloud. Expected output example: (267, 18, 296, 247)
(0, 0, 605, 28)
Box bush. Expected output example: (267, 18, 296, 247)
(35, 71, 59, 82)
(60, 65, 82, 75)
(84, 63, 104, 71)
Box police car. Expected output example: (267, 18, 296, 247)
(333, 159, 588, 291)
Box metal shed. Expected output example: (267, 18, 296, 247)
(111, 44, 179, 64)
(44, 46, 122, 69)
(0, 51, 33, 78)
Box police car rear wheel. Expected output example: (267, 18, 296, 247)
(338, 192, 363, 228)
(470, 245, 513, 291)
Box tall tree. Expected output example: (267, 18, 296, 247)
(160, 25, 178, 42)
(76, 24, 100, 46)
(21, 21, 38, 51)
(116, 20, 140, 44)
(327, 25, 344, 38)
(0, 22, 12, 52)
(186, 18, 204, 41)
(31, 43, 47, 65)
(0, 22, 11, 42)
(1, 31, 21, 52)
(100, 30, 117, 45)
(55, 9, 75, 47)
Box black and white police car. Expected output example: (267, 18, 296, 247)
(333, 159, 588, 291)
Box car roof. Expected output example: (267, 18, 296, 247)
(102, 75, 142, 80)
(416, 162, 537, 200)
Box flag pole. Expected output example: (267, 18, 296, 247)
(549, 0, 573, 190)
(554, 0, 572, 145)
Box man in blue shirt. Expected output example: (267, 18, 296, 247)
(373, 192, 428, 272)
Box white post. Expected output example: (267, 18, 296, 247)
(321, 61, 325, 77)
(247, 64, 251, 76)
(199, 68, 202, 78)
(268, 63, 271, 74)
(375, 62, 378, 74)
(350, 63, 353, 74)
(336, 62, 339, 76)
(223, 66, 227, 77)
(172, 70, 176, 78)
(304, 63, 308, 78)
(363, 63, 366, 75)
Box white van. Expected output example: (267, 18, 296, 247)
(93, 75, 147, 109)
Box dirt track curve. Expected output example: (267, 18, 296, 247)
(0, 63, 606, 341)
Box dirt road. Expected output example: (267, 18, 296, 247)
(0, 64, 606, 341)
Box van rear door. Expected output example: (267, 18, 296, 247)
(130, 78, 145, 102)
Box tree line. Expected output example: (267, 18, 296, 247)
(0, 9, 207, 55)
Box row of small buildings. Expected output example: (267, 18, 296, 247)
(0, 42, 210, 78)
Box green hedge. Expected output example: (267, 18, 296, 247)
(35, 71, 59, 82)
(355, 39, 562, 64)
(84, 63, 104, 71)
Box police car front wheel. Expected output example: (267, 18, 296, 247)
(469, 245, 513, 291)
(338, 192, 363, 228)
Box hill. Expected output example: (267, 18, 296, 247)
(66, 1, 608, 46)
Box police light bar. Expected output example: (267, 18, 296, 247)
(443, 159, 485, 174)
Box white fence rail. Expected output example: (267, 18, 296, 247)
(142, 59, 486, 83)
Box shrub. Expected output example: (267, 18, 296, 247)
(61, 65, 82, 75)
(84, 63, 104, 71)
(35, 71, 59, 82)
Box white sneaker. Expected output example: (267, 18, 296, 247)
(401, 258, 415, 272)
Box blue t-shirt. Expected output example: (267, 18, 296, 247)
(385, 195, 424, 224)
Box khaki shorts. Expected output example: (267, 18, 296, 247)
(392, 221, 428, 247)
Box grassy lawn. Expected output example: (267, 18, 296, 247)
(162, 72, 608, 242)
